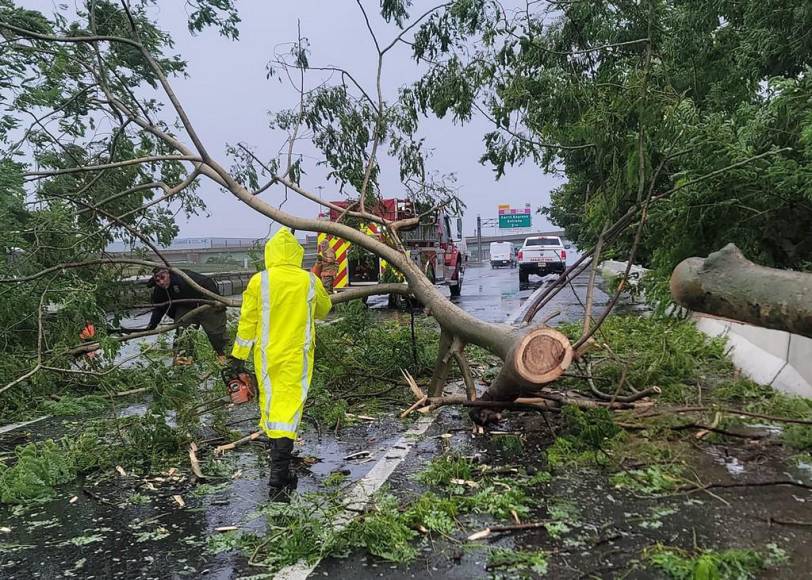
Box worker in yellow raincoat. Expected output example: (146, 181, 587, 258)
(229, 228, 332, 501)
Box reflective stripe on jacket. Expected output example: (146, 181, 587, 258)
(231, 228, 332, 439)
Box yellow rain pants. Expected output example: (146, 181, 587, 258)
(231, 228, 332, 440)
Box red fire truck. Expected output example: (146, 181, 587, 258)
(318, 198, 467, 299)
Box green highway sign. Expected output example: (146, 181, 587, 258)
(498, 213, 531, 228)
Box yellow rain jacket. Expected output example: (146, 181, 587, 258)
(231, 228, 332, 439)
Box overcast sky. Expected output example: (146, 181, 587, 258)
(48, 1, 564, 238)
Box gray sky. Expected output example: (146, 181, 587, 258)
(156, 1, 563, 238)
(41, 1, 563, 238)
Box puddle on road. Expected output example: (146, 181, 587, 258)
(708, 447, 747, 477)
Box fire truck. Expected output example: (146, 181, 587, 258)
(317, 198, 467, 300)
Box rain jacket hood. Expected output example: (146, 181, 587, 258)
(231, 229, 332, 440)
(265, 228, 304, 269)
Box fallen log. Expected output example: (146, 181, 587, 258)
(670, 244, 812, 338)
(479, 326, 574, 402)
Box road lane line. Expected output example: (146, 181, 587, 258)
(273, 412, 438, 580)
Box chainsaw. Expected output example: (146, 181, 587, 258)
(221, 368, 257, 405)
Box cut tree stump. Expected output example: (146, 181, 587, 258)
(513, 327, 574, 385)
(470, 326, 574, 424)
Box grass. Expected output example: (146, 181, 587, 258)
(559, 315, 732, 404)
(645, 543, 788, 579)
(488, 547, 549, 576)
(306, 301, 440, 428)
(710, 378, 812, 449)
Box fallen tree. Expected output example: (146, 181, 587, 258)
(671, 244, 812, 338)
(0, 3, 798, 423)
(0, 4, 575, 410)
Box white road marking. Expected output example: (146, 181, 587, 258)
(273, 412, 438, 580)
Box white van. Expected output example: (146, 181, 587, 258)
(490, 241, 515, 268)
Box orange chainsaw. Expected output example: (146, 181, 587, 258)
(221, 368, 257, 405)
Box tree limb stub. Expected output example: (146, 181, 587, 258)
(671, 244, 812, 338)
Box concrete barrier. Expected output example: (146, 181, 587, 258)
(692, 314, 812, 398)
(217, 279, 233, 296)
(597, 261, 812, 398)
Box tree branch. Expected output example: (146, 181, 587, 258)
(0, 286, 49, 396)
(0, 258, 232, 307)
(64, 304, 215, 356)
(24, 155, 199, 179)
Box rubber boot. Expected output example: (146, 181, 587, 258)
(268, 437, 297, 502)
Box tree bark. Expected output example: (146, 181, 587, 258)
(670, 244, 812, 338)
(470, 326, 574, 424)
(429, 329, 454, 397)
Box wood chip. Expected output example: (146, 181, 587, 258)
(172, 495, 186, 508)
(0, 527, 11, 533)
(115, 465, 127, 477)
(213, 431, 261, 456)
(400, 395, 428, 418)
(467, 528, 492, 541)
(69, 496, 78, 504)
(188, 442, 206, 479)
(401, 368, 426, 401)
(511, 509, 521, 524)
(450, 478, 479, 488)
(167, 468, 177, 477)
(214, 526, 238, 532)
(346, 413, 376, 421)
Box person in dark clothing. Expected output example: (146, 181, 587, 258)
(147, 268, 228, 365)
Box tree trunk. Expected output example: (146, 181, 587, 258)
(670, 244, 812, 338)
(469, 326, 573, 424)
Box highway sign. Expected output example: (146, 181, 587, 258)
(498, 213, 531, 228)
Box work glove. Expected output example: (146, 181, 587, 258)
(228, 356, 247, 376)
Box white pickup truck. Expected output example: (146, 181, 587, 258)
(517, 236, 567, 283)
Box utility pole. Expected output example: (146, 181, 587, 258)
(476, 214, 482, 263)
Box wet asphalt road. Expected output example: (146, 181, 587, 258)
(5, 265, 807, 580)
(363, 256, 613, 326)
(450, 260, 607, 325)
(0, 262, 619, 580)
